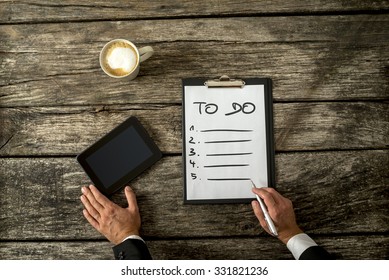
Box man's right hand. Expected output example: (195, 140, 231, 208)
(251, 187, 303, 244)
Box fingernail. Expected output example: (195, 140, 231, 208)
(125, 186, 130, 191)
(81, 187, 86, 193)
(80, 195, 84, 201)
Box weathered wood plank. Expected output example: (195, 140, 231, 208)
(2, 16, 388, 49)
(0, 150, 387, 240)
(1, 16, 388, 106)
(1, 0, 388, 23)
(0, 103, 387, 156)
(0, 235, 388, 260)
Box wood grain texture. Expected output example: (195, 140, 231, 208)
(0, 102, 387, 156)
(1, 16, 388, 107)
(1, 0, 388, 23)
(0, 235, 388, 260)
(0, 1, 388, 263)
(0, 150, 388, 240)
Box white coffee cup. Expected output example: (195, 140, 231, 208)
(99, 39, 154, 79)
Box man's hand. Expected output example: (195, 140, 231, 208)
(80, 185, 141, 245)
(251, 187, 303, 244)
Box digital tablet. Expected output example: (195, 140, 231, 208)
(76, 116, 162, 196)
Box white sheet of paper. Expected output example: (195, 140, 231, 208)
(184, 84, 268, 200)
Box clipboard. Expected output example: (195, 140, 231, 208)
(182, 76, 275, 204)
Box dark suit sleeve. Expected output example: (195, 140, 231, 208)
(112, 239, 152, 260)
(299, 246, 334, 260)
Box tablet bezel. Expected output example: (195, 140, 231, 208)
(76, 116, 162, 196)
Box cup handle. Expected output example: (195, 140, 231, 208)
(138, 46, 154, 63)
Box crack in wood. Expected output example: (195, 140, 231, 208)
(0, 134, 14, 151)
(2, 9, 389, 26)
(15, 2, 124, 10)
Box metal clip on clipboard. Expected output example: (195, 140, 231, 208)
(204, 75, 245, 88)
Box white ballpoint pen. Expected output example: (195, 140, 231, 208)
(250, 180, 278, 237)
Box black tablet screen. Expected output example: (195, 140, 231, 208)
(85, 126, 153, 188)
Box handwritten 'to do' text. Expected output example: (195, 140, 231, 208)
(193, 102, 256, 116)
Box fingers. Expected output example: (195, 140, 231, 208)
(252, 188, 277, 210)
(89, 185, 111, 208)
(251, 200, 265, 224)
(80, 193, 101, 221)
(81, 185, 107, 212)
(124, 186, 138, 212)
(251, 200, 271, 234)
(80, 185, 111, 227)
(264, 188, 285, 205)
(82, 209, 99, 230)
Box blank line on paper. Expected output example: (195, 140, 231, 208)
(207, 178, 251, 181)
(201, 129, 253, 132)
(206, 152, 253, 157)
(204, 164, 249, 168)
(204, 139, 252, 144)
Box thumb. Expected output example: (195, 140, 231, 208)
(124, 186, 138, 211)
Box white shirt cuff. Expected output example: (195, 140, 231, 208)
(121, 235, 145, 243)
(286, 233, 318, 260)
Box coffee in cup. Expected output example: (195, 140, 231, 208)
(100, 39, 154, 79)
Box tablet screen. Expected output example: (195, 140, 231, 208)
(85, 126, 153, 188)
(77, 116, 162, 196)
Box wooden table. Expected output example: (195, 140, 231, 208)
(0, 1, 388, 260)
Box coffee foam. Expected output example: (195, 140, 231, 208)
(103, 42, 137, 76)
